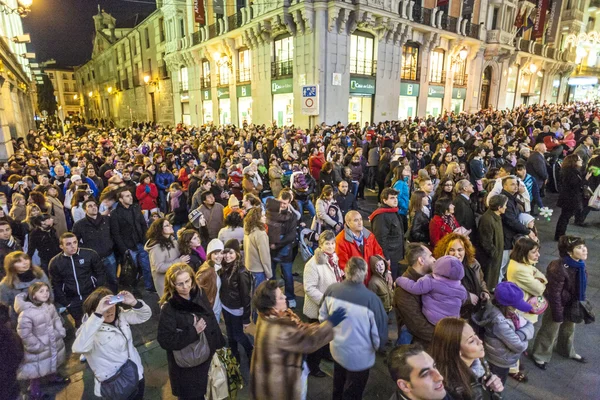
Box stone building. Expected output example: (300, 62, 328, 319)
(75, 7, 174, 127)
(159, 0, 584, 128)
(0, 3, 36, 158)
(45, 67, 80, 117)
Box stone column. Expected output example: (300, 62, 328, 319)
(374, 37, 402, 122)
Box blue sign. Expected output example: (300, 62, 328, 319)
(303, 86, 317, 97)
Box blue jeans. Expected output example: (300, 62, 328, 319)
(251, 272, 267, 323)
(271, 245, 295, 302)
(223, 309, 254, 363)
(296, 199, 316, 218)
(103, 253, 118, 293)
(128, 244, 154, 291)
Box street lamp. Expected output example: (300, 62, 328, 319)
(0, 0, 33, 17)
(458, 46, 468, 60)
(213, 52, 232, 69)
(107, 86, 113, 94)
(144, 75, 150, 84)
(88, 91, 93, 97)
(73, 94, 78, 100)
(529, 63, 538, 74)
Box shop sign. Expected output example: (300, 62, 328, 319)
(428, 85, 445, 98)
(350, 77, 376, 95)
(271, 78, 294, 94)
(201, 89, 212, 101)
(452, 88, 467, 99)
(400, 82, 420, 97)
(236, 84, 252, 97)
(217, 87, 230, 99)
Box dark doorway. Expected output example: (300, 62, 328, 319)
(480, 66, 492, 109)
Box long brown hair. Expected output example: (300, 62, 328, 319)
(430, 318, 475, 398)
(244, 207, 265, 234)
(177, 229, 200, 255)
(1, 252, 45, 288)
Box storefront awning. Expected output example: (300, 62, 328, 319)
(568, 77, 599, 86)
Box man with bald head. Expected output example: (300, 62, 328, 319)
(335, 210, 388, 284)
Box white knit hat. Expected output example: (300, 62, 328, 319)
(206, 239, 224, 255)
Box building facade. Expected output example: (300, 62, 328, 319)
(82, 0, 586, 128)
(75, 7, 174, 127)
(46, 67, 81, 117)
(0, 2, 36, 159)
(158, 0, 583, 128)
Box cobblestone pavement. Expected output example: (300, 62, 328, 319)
(43, 193, 600, 399)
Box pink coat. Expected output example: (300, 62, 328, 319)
(14, 293, 66, 379)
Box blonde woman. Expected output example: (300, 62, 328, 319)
(157, 263, 225, 399)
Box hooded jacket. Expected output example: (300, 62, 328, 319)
(396, 256, 467, 325)
(367, 255, 393, 312)
(472, 301, 534, 368)
(144, 238, 183, 297)
(14, 293, 66, 380)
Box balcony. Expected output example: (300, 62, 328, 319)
(575, 66, 600, 76)
(201, 77, 211, 89)
(179, 81, 189, 92)
(467, 23, 480, 40)
(453, 73, 468, 87)
(429, 70, 446, 85)
(271, 60, 293, 78)
(121, 78, 130, 90)
(561, 8, 584, 23)
(350, 58, 377, 76)
(401, 66, 420, 82)
(486, 29, 514, 45)
(238, 68, 251, 83)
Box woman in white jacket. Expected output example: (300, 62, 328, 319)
(72, 288, 152, 399)
(302, 230, 344, 377)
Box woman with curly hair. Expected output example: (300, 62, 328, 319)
(433, 233, 490, 320)
(144, 218, 189, 296)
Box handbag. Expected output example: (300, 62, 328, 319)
(95, 327, 140, 400)
(173, 329, 210, 368)
(588, 184, 600, 210)
(564, 300, 590, 324)
(527, 295, 549, 315)
(119, 251, 139, 288)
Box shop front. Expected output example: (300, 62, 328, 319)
(217, 87, 231, 125)
(272, 78, 294, 126)
(201, 89, 213, 124)
(237, 84, 252, 126)
(399, 82, 419, 120)
(451, 88, 466, 114)
(349, 77, 375, 126)
(567, 77, 600, 102)
(426, 85, 444, 117)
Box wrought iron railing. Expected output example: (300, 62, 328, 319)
(350, 58, 377, 76)
(238, 68, 251, 82)
(271, 60, 293, 78)
(401, 66, 420, 81)
(453, 73, 468, 87)
(430, 70, 446, 84)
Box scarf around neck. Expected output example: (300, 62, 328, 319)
(442, 214, 458, 231)
(170, 189, 183, 210)
(324, 251, 344, 282)
(563, 256, 587, 301)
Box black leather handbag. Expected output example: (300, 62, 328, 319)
(94, 327, 140, 400)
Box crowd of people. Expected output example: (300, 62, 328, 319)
(0, 101, 597, 400)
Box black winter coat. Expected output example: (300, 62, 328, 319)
(557, 167, 584, 210)
(27, 228, 60, 266)
(453, 194, 477, 232)
(157, 288, 225, 398)
(219, 259, 252, 324)
(48, 248, 105, 307)
(500, 190, 530, 249)
(407, 211, 430, 243)
(72, 215, 114, 258)
(334, 191, 358, 218)
(545, 259, 586, 323)
(370, 208, 404, 265)
(109, 203, 148, 255)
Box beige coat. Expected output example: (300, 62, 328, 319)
(243, 228, 272, 278)
(47, 197, 68, 237)
(269, 165, 284, 198)
(144, 238, 184, 297)
(507, 259, 547, 323)
(303, 249, 342, 319)
(14, 293, 66, 380)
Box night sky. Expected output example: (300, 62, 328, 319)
(22, 0, 156, 67)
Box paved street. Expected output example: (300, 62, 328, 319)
(46, 192, 600, 400)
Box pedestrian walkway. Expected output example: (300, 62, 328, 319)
(49, 194, 600, 399)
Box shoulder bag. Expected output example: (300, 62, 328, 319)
(95, 326, 140, 400)
(173, 319, 211, 368)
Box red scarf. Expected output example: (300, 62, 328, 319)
(325, 251, 344, 282)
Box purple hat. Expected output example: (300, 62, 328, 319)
(494, 282, 533, 313)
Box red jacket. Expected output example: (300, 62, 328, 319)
(136, 183, 159, 210)
(309, 154, 325, 180)
(335, 227, 383, 284)
(429, 215, 460, 247)
(178, 167, 192, 191)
